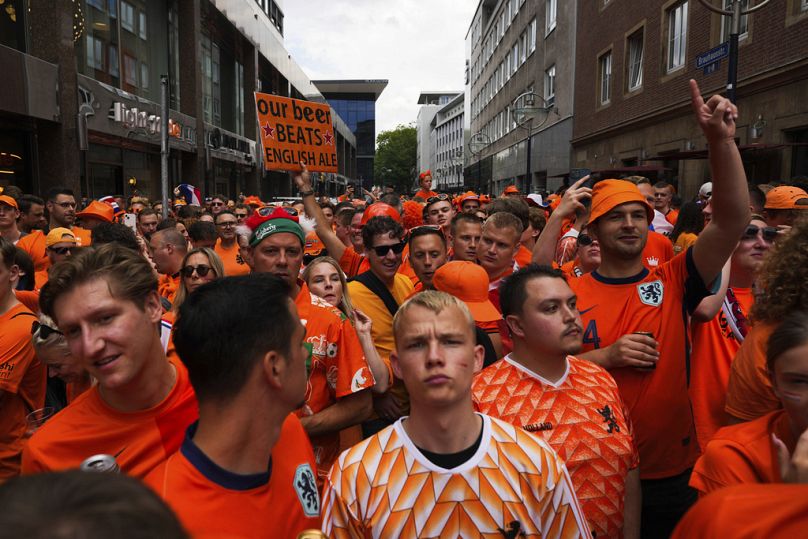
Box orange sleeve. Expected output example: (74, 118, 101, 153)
(725, 324, 779, 421)
(17, 232, 49, 272)
(338, 246, 363, 278)
(0, 312, 38, 395)
(331, 316, 374, 398)
(14, 290, 40, 314)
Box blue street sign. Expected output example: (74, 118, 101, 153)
(696, 42, 730, 69)
(704, 60, 721, 75)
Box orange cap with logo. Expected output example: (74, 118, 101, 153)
(304, 232, 326, 257)
(0, 195, 18, 210)
(76, 200, 114, 223)
(588, 179, 653, 224)
(433, 261, 501, 323)
(45, 227, 78, 247)
(360, 202, 401, 225)
(764, 186, 808, 210)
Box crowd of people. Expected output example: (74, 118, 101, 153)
(1, 80, 807, 538)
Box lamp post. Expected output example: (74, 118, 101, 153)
(450, 148, 464, 191)
(468, 132, 490, 194)
(697, 0, 772, 103)
(511, 91, 552, 194)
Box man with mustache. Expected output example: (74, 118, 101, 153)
(473, 265, 639, 539)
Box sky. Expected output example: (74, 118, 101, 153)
(283, 0, 478, 135)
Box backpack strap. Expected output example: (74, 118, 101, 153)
(351, 271, 399, 316)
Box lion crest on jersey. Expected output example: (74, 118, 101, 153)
(293, 463, 320, 518)
(637, 280, 664, 307)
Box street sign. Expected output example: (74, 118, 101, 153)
(704, 60, 721, 76)
(696, 42, 730, 69)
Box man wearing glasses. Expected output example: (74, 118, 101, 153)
(34, 228, 78, 290)
(208, 195, 228, 217)
(214, 210, 249, 276)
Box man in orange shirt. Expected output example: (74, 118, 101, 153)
(22, 244, 198, 478)
(569, 81, 751, 536)
(244, 207, 373, 481)
(413, 170, 438, 200)
(473, 265, 640, 538)
(145, 274, 321, 536)
(148, 227, 187, 305)
(0, 238, 45, 481)
(213, 210, 249, 276)
(323, 291, 590, 538)
(477, 211, 522, 312)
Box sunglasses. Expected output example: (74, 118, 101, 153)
(48, 246, 72, 255)
(210, 202, 225, 207)
(426, 194, 451, 205)
(577, 234, 594, 247)
(742, 225, 777, 242)
(371, 241, 406, 257)
(181, 264, 215, 278)
(31, 321, 63, 339)
(216, 221, 237, 228)
(257, 206, 299, 217)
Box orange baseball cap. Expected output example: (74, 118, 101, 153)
(764, 186, 808, 210)
(503, 185, 520, 195)
(361, 202, 401, 225)
(76, 200, 114, 223)
(304, 231, 326, 257)
(433, 261, 501, 323)
(0, 195, 18, 210)
(45, 227, 78, 247)
(459, 191, 479, 205)
(589, 179, 653, 224)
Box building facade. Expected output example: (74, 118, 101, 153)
(314, 80, 387, 188)
(431, 93, 465, 192)
(0, 0, 356, 201)
(465, 0, 576, 195)
(573, 0, 808, 198)
(416, 92, 462, 181)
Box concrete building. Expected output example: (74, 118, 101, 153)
(314, 79, 388, 188)
(431, 93, 465, 192)
(416, 92, 462, 182)
(0, 0, 357, 200)
(572, 0, 808, 199)
(465, 0, 576, 195)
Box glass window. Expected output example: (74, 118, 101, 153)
(124, 55, 137, 87)
(721, 0, 748, 42)
(139, 11, 147, 40)
(121, 1, 135, 32)
(140, 62, 149, 91)
(627, 29, 644, 91)
(87, 35, 104, 70)
(109, 45, 119, 77)
(667, 1, 688, 72)
(544, 65, 556, 106)
(599, 52, 612, 105)
(512, 43, 519, 73)
(521, 32, 528, 63)
(530, 18, 537, 52)
(546, 0, 557, 34)
(108, 0, 117, 17)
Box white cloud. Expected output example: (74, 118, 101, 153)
(283, 0, 477, 136)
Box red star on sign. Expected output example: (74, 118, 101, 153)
(322, 130, 334, 146)
(261, 122, 275, 139)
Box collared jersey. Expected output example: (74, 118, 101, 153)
(215, 238, 251, 276)
(570, 248, 713, 479)
(22, 358, 198, 478)
(643, 230, 673, 270)
(472, 355, 638, 538)
(145, 415, 321, 538)
(294, 284, 374, 480)
(322, 414, 591, 538)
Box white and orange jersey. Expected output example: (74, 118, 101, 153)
(322, 414, 590, 538)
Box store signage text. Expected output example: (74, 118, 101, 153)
(110, 102, 196, 144)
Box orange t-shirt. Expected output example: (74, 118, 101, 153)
(665, 209, 680, 226)
(338, 246, 370, 278)
(158, 273, 180, 305)
(570, 248, 712, 479)
(294, 284, 374, 480)
(13, 290, 39, 314)
(214, 238, 250, 276)
(724, 322, 779, 421)
(513, 244, 533, 270)
(671, 484, 808, 539)
(472, 356, 638, 538)
(145, 414, 321, 538)
(413, 189, 438, 200)
(0, 303, 45, 480)
(690, 287, 754, 448)
(22, 358, 198, 478)
(34, 270, 48, 290)
(689, 410, 793, 497)
(643, 230, 673, 269)
(16, 231, 48, 272)
(559, 259, 588, 279)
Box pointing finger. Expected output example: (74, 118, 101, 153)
(689, 79, 705, 114)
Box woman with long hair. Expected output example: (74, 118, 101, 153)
(670, 201, 705, 254)
(172, 248, 225, 314)
(302, 256, 389, 394)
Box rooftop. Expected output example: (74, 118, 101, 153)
(312, 80, 389, 101)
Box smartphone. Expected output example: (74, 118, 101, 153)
(122, 212, 137, 233)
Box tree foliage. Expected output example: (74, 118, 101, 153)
(374, 124, 417, 194)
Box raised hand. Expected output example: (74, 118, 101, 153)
(292, 163, 312, 191)
(689, 79, 738, 143)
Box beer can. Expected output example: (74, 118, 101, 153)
(80, 454, 120, 474)
(296, 530, 328, 539)
(634, 331, 656, 369)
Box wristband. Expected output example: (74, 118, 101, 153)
(300, 190, 314, 197)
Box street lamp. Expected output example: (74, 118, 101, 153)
(511, 91, 552, 194)
(698, 0, 772, 103)
(468, 132, 490, 194)
(450, 148, 464, 190)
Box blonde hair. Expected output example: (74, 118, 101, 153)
(172, 248, 225, 312)
(301, 256, 355, 316)
(31, 313, 67, 351)
(393, 290, 475, 339)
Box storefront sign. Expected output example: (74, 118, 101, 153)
(110, 102, 196, 144)
(205, 127, 256, 165)
(254, 92, 338, 173)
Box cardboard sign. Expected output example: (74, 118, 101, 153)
(255, 92, 338, 173)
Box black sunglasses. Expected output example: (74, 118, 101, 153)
(371, 241, 406, 257)
(48, 246, 72, 255)
(181, 264, 214, 278)
(31, 320, 63, 339)
(257, 206, 299, 217)
(577, 234, 594, 247)
(426, 194, 451, 205)
(743, 225, 777, 242)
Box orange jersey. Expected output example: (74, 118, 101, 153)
(294, 284, 374, 480)
(487, 265, 515, 314)
(338, 245, 370, 278)
(689, 410, 792, 497)
(0, 304, 45, 480)
(559, 259, 588, 279)
(158, 273, 180, 304)
(413, 189, 438, 200)
(671, 484, 808, 539)
(514, 244, 533, 270)
(16, 230, 48, 272)
(724, 322, 779, 421)
(665, 209, 679, 226)
(214, 238, 250, 276)
(472, 356, 638, 538)
(13, 290, 39, 314)
(22, 358, 198, 478)
(570, 248, 712, 479)
(642, 230, 673, 270)
(145, 415, 321, 538)
(689, 287, 754, 447)
(323, 414, 591, 538)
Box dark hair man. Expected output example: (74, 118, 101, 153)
(569, 80, 751, 536)
(214, 210, 249, 276)
(187, 221, 217, 249)
(209, 194, 227, 216)
(137, 208, 159, 240)
(91, 222, 141, 252)
(16, 195, 47, 234)
(408, 226, 448, 291)
(145, 275, 321, 536)
(323, 291, 590, 537)
(23, 244, 197, 477)
(473, 265, 640, 538)
(449, 213, 482, 262)
(424, 194, 455, 237)
(148, 228, 188, 305)
(233, 203, 251, 224)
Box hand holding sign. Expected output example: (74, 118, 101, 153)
(255, 93, 339, 173)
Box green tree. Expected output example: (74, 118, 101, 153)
(374, 124, 417, 194)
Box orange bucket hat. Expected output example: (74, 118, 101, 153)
(589, 179, 653, 224)
(76, 200, 114, 223)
